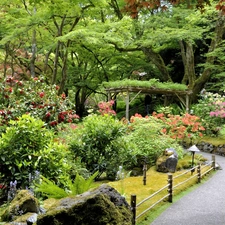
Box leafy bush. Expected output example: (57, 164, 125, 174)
(192, 92, 225, 136)
(69, 114, 127, 180)
(0, 114, 75, 188)
(0, 76, 79, 132)
(126, 114, 184, 167)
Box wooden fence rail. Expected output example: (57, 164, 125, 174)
(130, 155, 216, 225)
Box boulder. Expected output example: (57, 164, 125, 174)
(156, 148, 178, 173)
(37, 184, 133, 225)
(2, 185, 132, 225)
(1, 190, 39, 222)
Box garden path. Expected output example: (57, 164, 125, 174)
(150, 151, 225, 225)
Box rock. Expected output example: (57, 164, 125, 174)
(131, 167, 143, 176)
(26, 213, 38, 225)
(165, 156, 178, 173)
(156, 148, 178, 173)
(4, 212, 36, 225)
(1, 190, 39, 222)
(37, 184, 133, 225)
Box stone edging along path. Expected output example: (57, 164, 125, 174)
(196, 142, 225, 156)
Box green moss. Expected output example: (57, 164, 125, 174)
(103, 79, 188, 91)
(200, 137, 225, 146)
(37, 193, 132, 225)
(1, 190, 39, 222)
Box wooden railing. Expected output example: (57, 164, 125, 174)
(130, 155, 216, 225)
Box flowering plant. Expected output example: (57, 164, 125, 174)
(152, 112, 205, 141)
(0, 76, 79, 129)
(97, 100, 116, 116)
(192, 92, 225, 135)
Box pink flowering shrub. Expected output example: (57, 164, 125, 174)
(192, 92, 225, 135)
(97, 100, 116, 116)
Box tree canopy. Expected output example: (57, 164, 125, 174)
(0, 0, 225, 116)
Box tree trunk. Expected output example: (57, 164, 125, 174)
(141, 47, 172, 82)
(180, 40, 196, 87)
(3, 43, 10, 78)
(58, 42, 69, 94)
(75, 89, 86, 117)
(30, 29, 37, 78)
(192, 12, 225, 102)
(52, 41, 61, 84)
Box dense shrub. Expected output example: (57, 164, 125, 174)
(126, 115, 184, 167)
(0, 114, 75, 188)
(152, 112, 205, 141)
(0, 76, 79, 133)
(69, 114, 127, 180)
(192, 92, 225, 136)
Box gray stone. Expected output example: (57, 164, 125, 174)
(156, 148, 178, 173)
(165, 156, 178, 173)
(26, 213, 38, 225)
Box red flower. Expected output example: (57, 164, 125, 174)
(45, 112, 51, 118)
(49, 121, 58, 126)
(39, 92, 45, 98)
(6, 77, 13, 83)
(61, 93, 66, 100)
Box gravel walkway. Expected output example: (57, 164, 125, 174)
(150, 152, 225, 225)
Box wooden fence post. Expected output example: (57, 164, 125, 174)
(131, 194, 136, 225)
(197, 164, 201, 183)
(212, 155, 216, 170)
(168, 173, 173, 203)
(143, 163, 147, 185)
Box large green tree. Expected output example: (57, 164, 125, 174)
(1, 0, 225, 116)
(121, 0, 225, 101)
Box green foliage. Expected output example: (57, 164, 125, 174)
(0, 114, 74, 188)
(35, 171, 99, 199)
(69, 114, 127, 179)
(192, 92, 225, 136)
(126, 115, 184, 166)
(0, 76, 79, 132)
(35, 176, 68, 199)
(154, 105, 184, 115)
(103, 79, 188, 91)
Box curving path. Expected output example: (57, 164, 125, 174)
(151, 151, 225, 225)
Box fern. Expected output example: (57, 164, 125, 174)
(68, 171, 99, 195)
(35, 171, 99, 199)
(35, 176, 68, 199)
